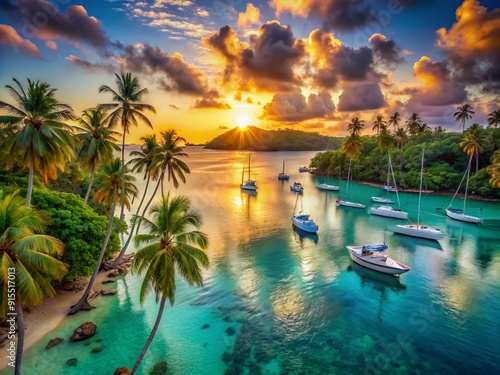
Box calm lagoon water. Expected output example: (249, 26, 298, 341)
(3, 146, 500, 375)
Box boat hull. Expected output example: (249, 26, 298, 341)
(278, 175, 290, 180)
(371, 206, 408, 220)
(337, 199, 365, 209)
(371, 196, 394, 204)
(392, 224, 445, 240)
(317, 183, 339, 191)
(446, 208, 482, 223)
(240, 182, 257, 191)
(292, 215, 318, 233)
(347, 246, 410, 276)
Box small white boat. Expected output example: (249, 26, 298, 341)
(392, 224, 445, 240)
(317, 183, 340, 191)
(371, 205, 408, 220)
(371, 196, 394, 203)
(298, 166, 310, 172)
(446, 207, 483, 224)
(346, 244, 410, 276)
(336, 199, 366, 209)
(278, 159, 290, 180)
(383, 184, 397, 192)
(290, 182, 304, 193)
(292, 214, 318, 233)
(240, 154, 258, 191)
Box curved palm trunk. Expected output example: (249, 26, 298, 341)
(113, 131, 127, 231)
(109, 174, 151, 267)
(84, 164, 96, 205)
(69, 191, 117, 315)
(130, 298, 166, 375)
(14, 296, 25, 375)
(135, 171, 163, 236)
(26, 154, 34, 208)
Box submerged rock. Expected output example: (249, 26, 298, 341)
(113, 367, 131, 375)
(91, 346, 102, 353)
(66, 358, 78, 366)
(45, 337, 64, 349)
(71, 322, 97, 342)
(202, 323, 210, 329)
(225, 327, 236, 336)
(148, 360, 168, 375)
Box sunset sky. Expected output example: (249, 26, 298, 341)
(1, 0, 499, 144)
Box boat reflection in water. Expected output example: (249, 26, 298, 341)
(292, 226, 319, 244)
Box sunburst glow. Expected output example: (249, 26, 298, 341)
(237, 114, 250, 129)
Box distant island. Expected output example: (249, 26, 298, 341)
(204, 126, 342, 151)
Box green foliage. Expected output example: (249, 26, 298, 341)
(31, 189, 122, 281)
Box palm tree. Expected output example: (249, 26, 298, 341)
(0, 78, 77, 207)
(377, 128, 394, 153)
(134, 129, 190, 237)
(454, 103, 474, 133)
(487, 150, 500, 187)
(99, 72, 156, 229)
(388, 112, 401, 133)
(394, 128, 407, 149)
(405, 113, 423, 137)
(487, 109, 500, 128)
(0, 191, 67, 375)
(108, 135, 160, 267)
(128, 194, 209, 374)
(69, 158, 138, 314)
(460, 123, 488, 173)
(347, 116, 365, 137)
(77, 106, 121, 204)
(372, 114, 387, 136)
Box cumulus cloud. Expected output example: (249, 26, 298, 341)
(237, 3, 261, 29)
(368, 33, 405, 67)
(204, 21, 305, 92)
(0, 23, 40, 57)
(436, 0, 500, 84)
(261, 91, 335, 122)
(337, 83, 386, 111)
(0, 0, 115, 54)
(193, 98, 231, 109)
(45, 40, 57, 51)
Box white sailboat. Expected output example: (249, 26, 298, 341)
(346, 244, 410, 276)
(278, 159, 290, 180)
(317, 171, 340, 191)
(292, 194, 318, 233)
(392, 150, 445, 240)
(372, 158, 395, 203)
(446, 154, 483, 224)
(290, 181, 304, 193)
(240, 154, 258, 191)
(337, 157, 366, 208)
(371, 152, 408, 219)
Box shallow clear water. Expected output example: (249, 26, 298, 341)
(3, 147, 500, 375)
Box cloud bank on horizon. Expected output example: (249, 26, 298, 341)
(0, 0, 499, 140)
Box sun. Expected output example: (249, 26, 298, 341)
(237, 114, 250, 129)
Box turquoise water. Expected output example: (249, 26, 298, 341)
(3, 147, 500, 375)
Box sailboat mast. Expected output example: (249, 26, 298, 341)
(282, 159, 285, 173)
(248, 154, 251, 180)
(417, 150, 424, 225)
(464, 154, 473, 212)
(388, 152, 402, 208)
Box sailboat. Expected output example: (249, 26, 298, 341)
(317, 171, 340, 191)
(372, 158, 394, 203)
(292, 193, 318, 233)
(278, 159, 290, 180)
(392, 150, 445, 240)
(371, 152, 408, 219)
(240, 154, 258, 191)
(446, 154, 483, 223)
(336, 157, 365, 208)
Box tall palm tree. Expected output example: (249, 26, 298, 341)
(405, 112, 423, 137)
(77, 106, 121, 204)
(69, 158, 137, 314)
(487, 109, 500, 128)
(0, 78, 77, 207)
(487, 150, 500, 187)
(394, 127, 407, 149)
(99, 72, 156, 229)
(377, 128, 394, 153)
(372, 114, 387, 136)
(0, 191, 67, 375)
(108, 135, 160, 267)
(454, 103, 474, 133)
(460, 123, 488, 173)
(388, 112, 401, 133)
(134, 129, 190, 237)
(129, 194, 209, 374)
(347, 116, 365, 137)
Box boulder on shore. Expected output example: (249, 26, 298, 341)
(45, 337, 64, 349)
(100, 289, 117, 296)
(61, 278, 85, 292)
(71, 322, 97, 342)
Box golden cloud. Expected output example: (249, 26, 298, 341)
(237, 3, 261, 29)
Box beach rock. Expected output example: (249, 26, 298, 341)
(91, 346, 102, 353)
(66, 358, 78, 366)
(45, 337, 64, 349)
(71, 322, 97, 342)
(102, 279, 116, 284)
(114, 367, 131, 375)
(202, 323, 210, 329)
(61, 278, 85, 292)
(225, 327, 236, 336)
(148, 360, 167, 375)
(108, 267, 128, 277)
(100, 289, 117, 296)
(79, 300, 96, 311)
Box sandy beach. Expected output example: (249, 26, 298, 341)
(0, 270, 115, 372)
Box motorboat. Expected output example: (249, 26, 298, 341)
(371, 205, 408, 220)
(371, 196, 394, 203)
(292, 214, 318, 234)
(298, 166, 311, 172)
(317, 183, 340, 191)
(346, 244, 410, 276)
(336, 199, 366, 209)
(290, 182, 304, 193)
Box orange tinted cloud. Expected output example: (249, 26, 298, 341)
(0, 24, 40, 57)
(237, 4, 261, 29)
(261, 91, 335, 122)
